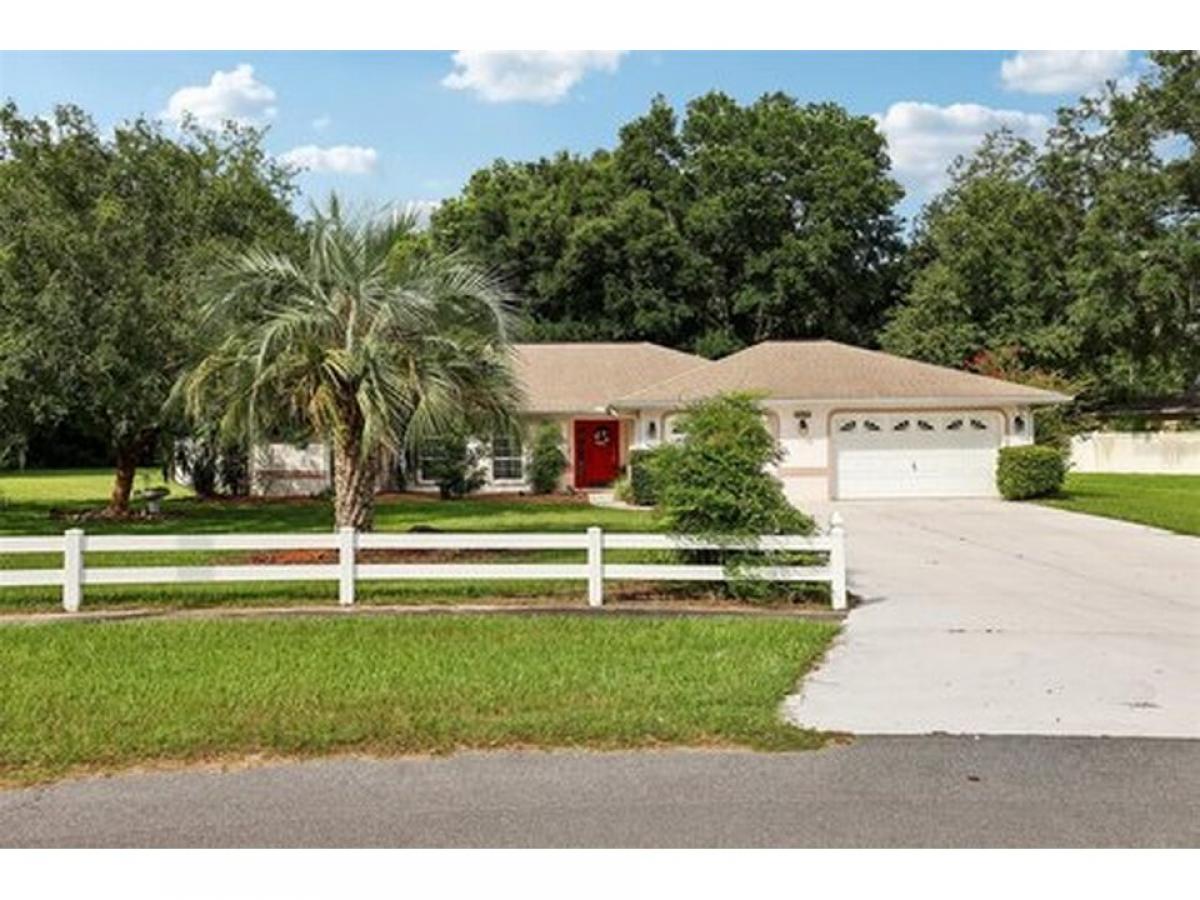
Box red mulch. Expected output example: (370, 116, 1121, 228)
(236, 548, 501, 565)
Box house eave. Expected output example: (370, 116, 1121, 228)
(609, 393, 1071, 410)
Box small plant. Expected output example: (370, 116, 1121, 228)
(996, 445, 1067, 500)
(422, 435, 487, 500)
(613, 474, 634, 504)
(626, 447, 662, 506)
(528, 422, 567, 494)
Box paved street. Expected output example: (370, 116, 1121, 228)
(788, 500, 1200, 736)
(2, 737, 1197, 847)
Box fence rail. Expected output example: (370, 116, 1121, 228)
(0, 515, 846, 612)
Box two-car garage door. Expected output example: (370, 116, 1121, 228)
(832, 411, 1002, 499)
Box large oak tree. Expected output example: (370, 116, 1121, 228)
(432, 92, 905, 357)
(0, 104, 298, 511)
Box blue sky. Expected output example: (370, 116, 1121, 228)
(0, 50, 1142, 223)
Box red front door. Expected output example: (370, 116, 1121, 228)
(574, 420, 620, 488)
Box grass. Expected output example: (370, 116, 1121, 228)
(0, 468, 667, 612)
(1039, 473, 1200, 537)
(0, 467, 647, 535)
(0, 614, 839, 785)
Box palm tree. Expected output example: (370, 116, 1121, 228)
(177, 196, 521, 530)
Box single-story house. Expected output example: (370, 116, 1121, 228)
(241, 339, 1067, 501)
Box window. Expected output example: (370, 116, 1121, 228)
(491, 431, 524, 481)
(893, 419, 911, 432)
(864, 419, 882, 432)
(918, 419, 935, 431)
(417, 439, 448, 483)
(970, 418, 989, 431)
(946, 418, 964, 431)
(838, 420, 857, 432)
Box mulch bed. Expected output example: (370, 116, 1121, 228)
(235, 548, 504, 565)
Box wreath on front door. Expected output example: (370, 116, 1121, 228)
(593, 426, 611, 447)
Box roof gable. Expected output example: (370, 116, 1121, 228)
(513, 342, 710, 413)
(612, 341, 1069, 406)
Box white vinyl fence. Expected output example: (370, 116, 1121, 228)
(1070, 430, 1200, 474)
(0, 515, 846, 612)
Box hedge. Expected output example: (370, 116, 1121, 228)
(627, 447, 662, 507)
(996, 445, 1067, 500)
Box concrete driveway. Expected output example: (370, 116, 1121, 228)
(785, 500, 1200, 737)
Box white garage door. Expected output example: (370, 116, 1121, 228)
(832, 411, 1002, 499)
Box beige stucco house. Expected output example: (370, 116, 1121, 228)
(249, 339, 1067, 501)
(408, 339, 1067, 502)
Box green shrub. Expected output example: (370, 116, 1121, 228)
(996, 445, 1067, 500)
(528, 422, 567, 494)
(613, 474, 634, 504)
(651, 394, 813, 602)
(652, 394, 811, 537)
(422, 435, 487, 500)
(627, 447, 662, 507)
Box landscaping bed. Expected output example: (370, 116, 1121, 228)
(0, 614, 838, 785)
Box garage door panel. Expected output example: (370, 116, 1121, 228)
(833, 412, 1001, 499)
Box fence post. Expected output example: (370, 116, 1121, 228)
(829, 513, 847, 611)
(586, 526, 604, 607)
(338, 526, 356, 606)
(63, 528, 84, 612)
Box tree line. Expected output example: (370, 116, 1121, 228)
(1, 51, 1196, 514)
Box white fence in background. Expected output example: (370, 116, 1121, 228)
(1070, 430, 1200, 475)
(0, 515, 846, 612)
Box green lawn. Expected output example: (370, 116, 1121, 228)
(1039, 473, 1200, 537)
(0, 467, 648, 535)
(0, 614, 838, 785)
(0, 468, 678, 612)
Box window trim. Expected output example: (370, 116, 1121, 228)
(490, 430, 524, 482)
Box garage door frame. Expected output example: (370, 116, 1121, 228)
(830, 408, 1005, 500)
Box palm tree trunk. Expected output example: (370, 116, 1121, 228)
(332, 435, 377, 531)
(108, 447, 139, 515)
(107, 431, 155, 516)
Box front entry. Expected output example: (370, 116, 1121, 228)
(574, 419, 620, 488)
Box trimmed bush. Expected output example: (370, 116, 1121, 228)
(627, 447, 662, 507)
(651, 394, 814, 602)
(996, 445, 1066, 500)
(528, 422, 568, 494)
(422, 435, 487, 500)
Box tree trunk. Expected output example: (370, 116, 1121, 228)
(107, 431, 157, 515)
(332, 434, 377, 531)
(108, 444, 140, 515)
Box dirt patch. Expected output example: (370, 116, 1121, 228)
(234, 547, 504, 565)
(49, 507, 168, 524)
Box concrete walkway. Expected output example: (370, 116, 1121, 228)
(786, 500, 1200, 737)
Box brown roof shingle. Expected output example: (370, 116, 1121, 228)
(610, 341, 1069, 406)
(513, 342, 709, 413)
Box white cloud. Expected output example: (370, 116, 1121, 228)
(442, 51, 625, 103)
(280, 144, 379, 175)
(876, 101, 1050, 196)
(1000, 51, 1130, 95)
(163, 64, 277, 128)
(311, 115, 332, 132)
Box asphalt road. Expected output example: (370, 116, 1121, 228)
(3, 736, 1197, 847)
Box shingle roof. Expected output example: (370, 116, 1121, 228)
(513, 342, 710, 413)
(610, 341, 1069, 407)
